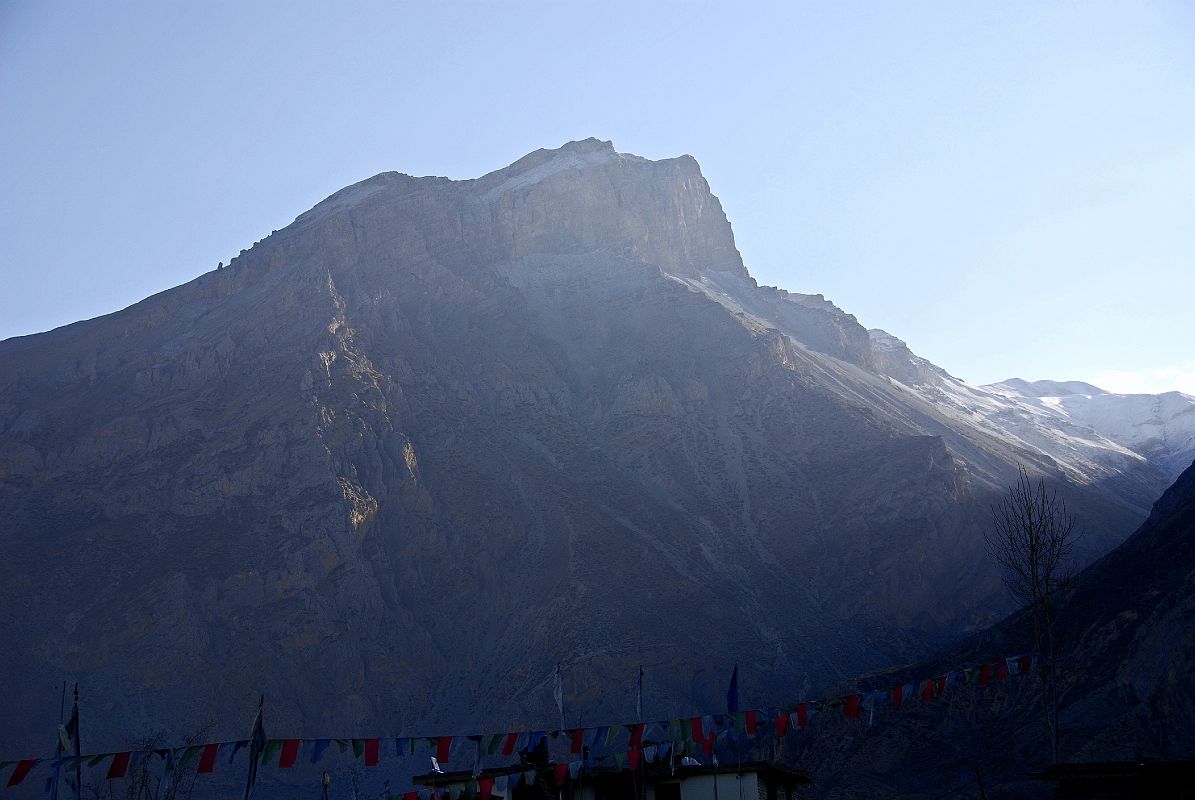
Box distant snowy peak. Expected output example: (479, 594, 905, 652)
(985, 380, 1195, 482)
(991, 378, 1107, 397)
(852, 333, 1192, 483)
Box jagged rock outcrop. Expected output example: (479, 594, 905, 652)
(0, 140, 1172, 761)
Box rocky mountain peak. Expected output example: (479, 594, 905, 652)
(867, 328, 951, 387)
(470, 138, 744, 280)
(473, 138, 622, 196)
(282, 139, 749, 286)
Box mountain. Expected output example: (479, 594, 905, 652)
(988, 379, 1195, 482)
(0, 139, 1173, 757)
(864, 330, 1175, 502)
(991, 378, 1107, 398)
(786, 455, 1195, 799)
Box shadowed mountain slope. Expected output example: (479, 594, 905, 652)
(788, 457, 1195, 798)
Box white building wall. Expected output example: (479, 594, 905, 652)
(653, 771, 758, 800)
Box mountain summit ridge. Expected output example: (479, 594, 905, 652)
(0, 140, 1174, 754)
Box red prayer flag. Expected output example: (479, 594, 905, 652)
(107, 751, 133, 780)
(554, 763, 568, 786)
(500, 732, 519, 757)
(843, 694, 861, 719)
(628, 748, 642, 770)
(279, 739, 301, 769)
(935, 675, 947, 697)
(196, 743, 219, 774)
(1019, 654, 1033, 675)
(745, 710, 758, 736)
(6, 759, 38, 787)
(891, 685, 904, 711)
(921, 679, 935, 701)
(569, 729, 583, 755)
(436, 736, 452, 764)
(479, 778, 494, 799)
(363, 739, 379, 767)
(690, 716, 704, 742)
(774, 713, 790, 737)
(979, 665, 991, 688)
(997, 661, 1009, 682)
(404, 793, 419, 800)
(699, 733, 714, 756)
(628, 723, 645, 748)
(795, 703, 809, 728)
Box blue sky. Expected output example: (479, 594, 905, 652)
(2, 1, 1193, 392)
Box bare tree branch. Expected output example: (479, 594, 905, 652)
(985, 466, 1078, 764)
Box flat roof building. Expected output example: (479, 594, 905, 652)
(415, 760, 811, 800)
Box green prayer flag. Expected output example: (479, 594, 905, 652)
(733, 712, 746, 732)
(486, 734, 502, 755)
(614, 752, 627, 769)
(261, 739, 283, 766)
(352, 740, 365, 759)
(680, 718, 692, 742)
(178, 746, 201, 772)
(605, 725, 621, 747)
(87, 754, 108, 768)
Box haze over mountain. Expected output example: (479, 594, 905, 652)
(0, 140, 1177, 758)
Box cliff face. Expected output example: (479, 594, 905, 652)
(0, 140, 1168, 752)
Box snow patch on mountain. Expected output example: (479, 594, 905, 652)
(481, 149, 620, 201)
(988, 381, 1195, 481)
(477, 138, 632, 202)
(890, 369, 1148, 484)
(996, 378, 1107, 397)
(659, 272, 1156, 487)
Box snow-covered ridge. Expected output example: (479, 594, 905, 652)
(994, 378, 1106, 397)
(646, 265, 1172, 488)
(659, 273, 1137, 485)
(893, 371, 1148, 484)
(987, 381, 1195, 481)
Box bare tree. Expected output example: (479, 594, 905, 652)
(986, 467, 1076, 764)
(83, 725, 212, 800)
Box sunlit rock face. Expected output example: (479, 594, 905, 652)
(0, 140, 1169, 753)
